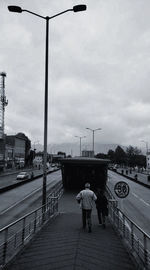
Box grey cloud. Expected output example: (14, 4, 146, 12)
(1, 0, 150, 150)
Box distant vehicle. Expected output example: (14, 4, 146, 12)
(16, 171, 30, 180)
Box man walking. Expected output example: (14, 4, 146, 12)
(76, 182, 97, 233)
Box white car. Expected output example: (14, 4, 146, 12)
(16, 171, 30, 180)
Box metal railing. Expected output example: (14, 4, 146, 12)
(1, 181, 149, 269)
(106, 186, 150, 270)
(0, 181, 63, 268)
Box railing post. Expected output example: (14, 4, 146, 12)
(48, 199, 51, 216)
(56, 197, 58, 213)
(22, 217, 26, 245)
(144, 234, 148, 269)
(3, 228, 8, 265)
(29, 222, 31, 235)
(137, 239, 139, 257)
(117, 208, 120, 230)
(112, 203, 115, 224)
(42, 204, 46, 223)
(14, 233, 17, 248)
(34, 211, 37, 233)
(123, 214, 125, 238)
(131, 221, 134, 250)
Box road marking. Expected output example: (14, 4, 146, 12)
(0, 179, 60, 215)
(132, 192, 150, 207)
(140, 198, 150, 207)
(132, 192, 138, 198)
(0, 186, 42, 215)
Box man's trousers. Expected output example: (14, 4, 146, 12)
(82, 209, 92, 229)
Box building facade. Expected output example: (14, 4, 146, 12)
(33, 153, 43, 168)
(82, 150, 94, 158)
(0, 138, 5, 170)
(6, 134, 26, 168)
(5, 142, 14, 168)
(146, 152, 150, 171)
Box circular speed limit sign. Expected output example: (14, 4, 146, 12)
(114, 181, 130, 198)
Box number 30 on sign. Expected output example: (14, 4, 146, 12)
(114, 181, 130, 198)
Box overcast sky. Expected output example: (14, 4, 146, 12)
(1, 0, 150, 153)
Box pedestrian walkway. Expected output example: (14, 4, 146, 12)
(6, 192, 137, 270)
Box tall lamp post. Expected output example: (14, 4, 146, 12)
(86, 127, 102, 157)
(8, 4, 87, 208)
(75, 136, 86, 156)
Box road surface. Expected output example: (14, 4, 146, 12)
(0, 170, 62, 229)
(108, 170, 150, 236)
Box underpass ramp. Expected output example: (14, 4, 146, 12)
(6, 192, 136, 270)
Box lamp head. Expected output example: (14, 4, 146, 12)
(73, 5, 86, 12)
(8, 6, 22, 13)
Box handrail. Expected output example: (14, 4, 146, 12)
(0, 202, 50, 232)
(107, 186, 150, 269)
(0, 181, 63, 267)
(0, 182, 63, 233)
(106, 184, 150, 240)
(106, 185, 116, 200)
(0, 181, 149, 269)
(117, 207, 150, 240)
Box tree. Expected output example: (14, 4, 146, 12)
(96, 153, 108, 159)
(107, 149, 115, 163)
(135, 154, 146, 168)
(126, 145, 144, 167)
(57, 151, 66, 158)
(126, 145, 141, 157)
(67, 155, 72, 158)
(115, 146, 126, 165)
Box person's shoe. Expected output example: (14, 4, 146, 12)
(88, 227, 92, 233)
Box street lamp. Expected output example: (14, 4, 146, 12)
(75, 136, 86, 156)
(8, 4, 87, 209)
(86, 127, 102, 157)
